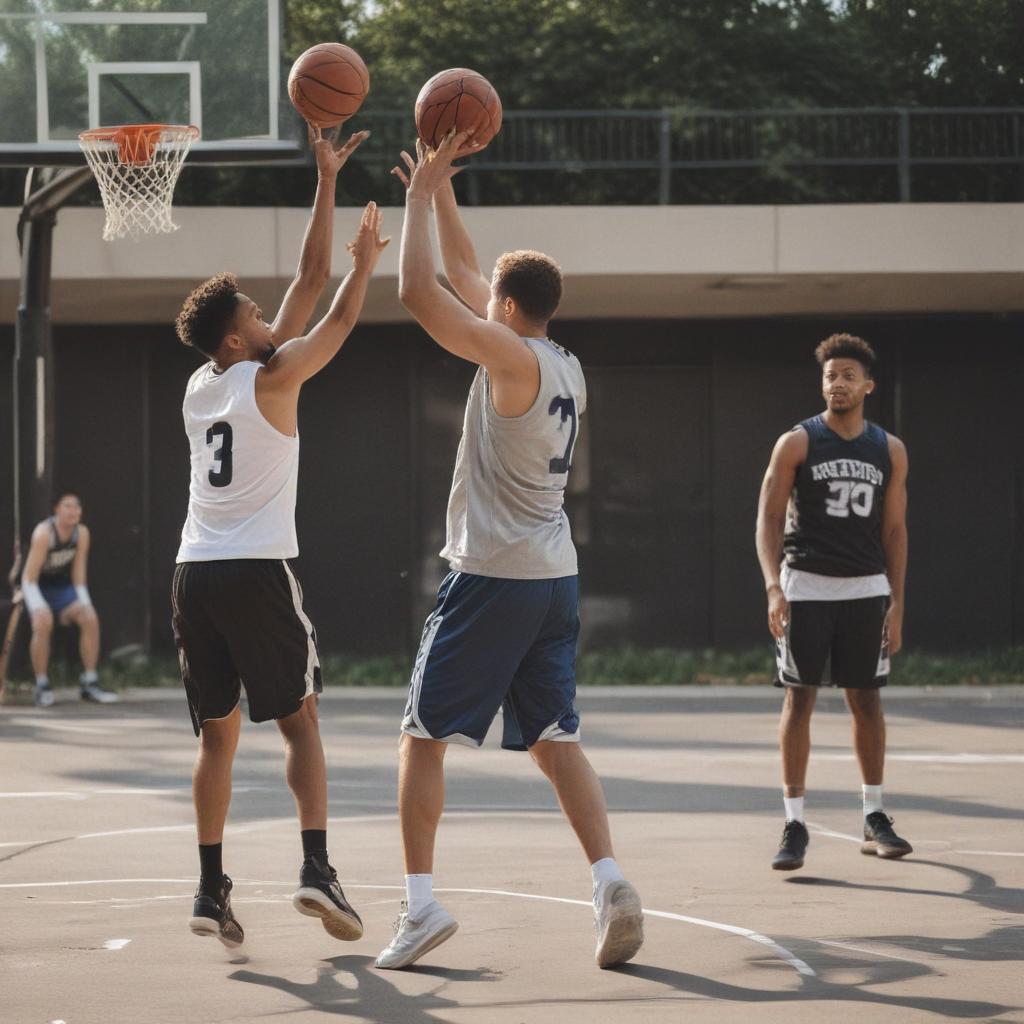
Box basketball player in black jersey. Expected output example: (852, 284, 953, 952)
(756, 334, 911, 870)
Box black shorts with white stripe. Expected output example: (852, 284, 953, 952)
(774, 596, 889, 690)
(172, 559, 322, 735)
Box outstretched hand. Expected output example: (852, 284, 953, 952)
(347, 201, 390, 271)
(308, 121, 370, 179)
(390, 130, 480, 197)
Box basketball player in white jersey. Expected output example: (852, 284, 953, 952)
(376, 131, 644, 971)
(172, 128, 388, 950)
(20, 493, 116, 706)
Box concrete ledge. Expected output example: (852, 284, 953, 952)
(3, 203, 1023, 322)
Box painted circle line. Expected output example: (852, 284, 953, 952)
(0, 875, 815, 978)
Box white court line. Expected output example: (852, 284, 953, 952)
(813, 938, 920, 964)
(0, 875, 815, 977)
(0, 785, 274, 800)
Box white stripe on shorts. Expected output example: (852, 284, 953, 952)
(281, 561, 319, 698)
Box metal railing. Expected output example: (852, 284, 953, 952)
(355, 107, 1024, 203)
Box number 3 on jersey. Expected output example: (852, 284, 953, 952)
(548, 397, 578, 474)
(207, 421, 233, 487)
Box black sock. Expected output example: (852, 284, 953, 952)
(198, 843, 223, 895)
(301, 829, 328, 861)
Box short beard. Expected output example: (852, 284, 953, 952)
(260, 342, 277, 365)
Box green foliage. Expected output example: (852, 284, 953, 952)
(1, 0, 1021, 204)
(11, 646, 1022, 692)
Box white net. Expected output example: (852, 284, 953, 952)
(78, 125, 199, 242)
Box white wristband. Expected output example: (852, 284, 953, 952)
(75, 585, 92, 607)
(22, 580, 46, 614)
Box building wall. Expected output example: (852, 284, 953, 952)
(1, 314, 1022, 660)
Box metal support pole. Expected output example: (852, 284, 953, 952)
(897, 108, 911, 201)
(13, 166, 92, 553)
(658, 110, 671, 204)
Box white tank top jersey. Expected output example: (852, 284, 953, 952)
(441, 336, 586, 579)
(176, 360, 300, 562)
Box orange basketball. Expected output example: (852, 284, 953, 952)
(288, 43, 369, 128)
(415, 69, 502, 150)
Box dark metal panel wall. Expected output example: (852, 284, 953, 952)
(3, 315, 1021, 661)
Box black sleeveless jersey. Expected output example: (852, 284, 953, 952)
(783, 415, 890, 578)
(39, 518, 79, 585)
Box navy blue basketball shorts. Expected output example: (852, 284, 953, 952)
(402, 571, 581, 751)
(40, 582, 79, 615)
(172, 559, 322, 736)
(774, 596, 890, 690)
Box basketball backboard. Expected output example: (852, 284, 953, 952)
(0, 0, 301, 165)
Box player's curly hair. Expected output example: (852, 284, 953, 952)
(175, 273, 240, 357)
(815, 333, 877, 377)
(493, 250, 562, 323)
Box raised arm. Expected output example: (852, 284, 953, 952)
(397, 134, 536, 387)
(259, 202, 388, 398)
(393, 140, 489, 316)
(881, 435, 909, 654)
(270, 125, 370, 345)
(756, 428, 807, 639)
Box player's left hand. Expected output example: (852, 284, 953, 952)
(308, 122, 369, 179)
(883, 602, 903, 655)
(346, 201, 390, 271)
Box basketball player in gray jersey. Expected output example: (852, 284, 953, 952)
(171, 128, 388, 951)
(377, 131, 644, 971)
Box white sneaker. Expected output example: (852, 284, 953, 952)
(34, 683, 55, 708)
(375, 900, 458, 970)
(594, 879, 644, 968)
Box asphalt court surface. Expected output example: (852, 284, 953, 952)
(1, 685, 1022, 1023)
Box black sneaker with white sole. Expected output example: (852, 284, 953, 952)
(772, 819, 809, 870)
(189, 874, 244, 948)
(292, 853, 364, 940)
(861, 811, 913, 859)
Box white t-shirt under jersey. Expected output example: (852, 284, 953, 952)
(176, 360, 300, 562)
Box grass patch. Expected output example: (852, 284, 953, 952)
(8, 645, 1021, 692)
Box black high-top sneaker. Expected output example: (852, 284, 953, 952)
(292, 853, 363, 940)
(189, 874, 244, 948)
(861, 811, 913, 859)
(771, 820, 809, 870)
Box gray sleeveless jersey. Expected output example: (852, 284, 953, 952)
(441, 337, 586, 579)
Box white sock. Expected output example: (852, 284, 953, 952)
(405, 873, 433, 919)
(783, 795, 805, 823)
(35, 675, 49, 688)
(81, 670, 98, 685)
(862, 784, 884, 816)
(591, 857, 625, 898)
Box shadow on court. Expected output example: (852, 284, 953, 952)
(614, 962, 1017, 1019)
(231, 955, 502, 1022)
(786, 860, 1024, 915)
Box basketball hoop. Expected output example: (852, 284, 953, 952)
(78, 124, 199, 241)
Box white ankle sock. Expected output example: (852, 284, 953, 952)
(81, 670, 98, 685)
(862, 784, 884, 816)
(590, 857, 625, 896)
(783, 795, 805, 823)
(405, 873, 433, 918)
(35, 675, 49, 688)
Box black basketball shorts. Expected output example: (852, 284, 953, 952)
(172, 559, 322, 736)
(774, 596, 889, 690)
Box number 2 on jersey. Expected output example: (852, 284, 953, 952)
(548, 397, 578, 474)
(206, 421, 233, 487)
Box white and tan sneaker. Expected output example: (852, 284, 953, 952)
(594, 879, 644, 968)
(375, 900, 458, 970)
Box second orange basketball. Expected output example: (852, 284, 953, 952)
(415, 69, 502, 150)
